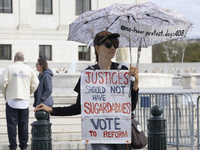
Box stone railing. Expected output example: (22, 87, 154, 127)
(52, 62, 200, 77)
(0, 62, 199, 76)
(0, 62, 199, 90)
(137, 63, 200, 76)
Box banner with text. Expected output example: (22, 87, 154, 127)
(118, 20, 188, 39)
(81, 70, 131, 144)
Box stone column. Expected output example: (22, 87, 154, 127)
(115, 48, 129, 67)
(58, 0, 69, 30)
(18, 0, 31, 29)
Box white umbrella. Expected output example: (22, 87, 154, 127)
(68, 2, 192, 66)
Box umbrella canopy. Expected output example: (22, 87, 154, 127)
(68, 2, 192, 48)
(68, 2, 192, 65)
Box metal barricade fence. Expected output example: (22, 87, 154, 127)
(136, 92, 195, 150)
(187, 92, 200, 150)
(196, 95, 200, 150)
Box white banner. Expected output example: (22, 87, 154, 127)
(118, 20, 188, 39)
(81, 70, 131, 144)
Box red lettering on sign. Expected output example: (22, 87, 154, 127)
(84, 71, 129, 85)
(103, 131, 128, 138)
(84, 102, 131, 114)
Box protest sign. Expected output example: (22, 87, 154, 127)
(118, 20, 188, 39)
(81, 70, 131, 144)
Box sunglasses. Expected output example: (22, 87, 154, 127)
(99, 42, 119, 49)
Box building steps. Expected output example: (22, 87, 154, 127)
(0, 94, 85, 150)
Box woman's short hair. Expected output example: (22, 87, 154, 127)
(94, 31, 120, 62)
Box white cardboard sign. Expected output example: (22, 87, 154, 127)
(81, 70, 131, 144)
(118, 20, 188, 39)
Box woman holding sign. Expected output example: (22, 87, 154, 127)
(35, 31, 139, 150)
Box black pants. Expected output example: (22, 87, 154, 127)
(6, 103, 29, 150)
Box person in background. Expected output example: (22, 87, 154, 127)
(0, 52, 39, 150)
(35, 31, 139, 150)
(34, 58, 54, 121)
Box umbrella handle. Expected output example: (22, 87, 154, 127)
(129, 36, 132, 64)
(127, 15, 133, 65)
(136, 46, 141, 69)
(136, 38, 142, 69)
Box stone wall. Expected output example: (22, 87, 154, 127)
(1, 62, 200, 92)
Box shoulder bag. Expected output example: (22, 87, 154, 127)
(131, 117, 148, 149)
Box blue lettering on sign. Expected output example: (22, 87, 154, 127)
(92, 95, 106, 101)
(110, 86, 125, 94)
(90, 118, 121, 130)
(85, 85, 106, 94)
(115, 118, 121, 130)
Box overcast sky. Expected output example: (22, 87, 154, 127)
(149, 0, 200, 39)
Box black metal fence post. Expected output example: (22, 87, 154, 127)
(31, 111, 52, 150)
(147, 105, 166, 150)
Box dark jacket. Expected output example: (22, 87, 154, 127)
(51, 62, 138, 116)
(34, 68, 54, 107)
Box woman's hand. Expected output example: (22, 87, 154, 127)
(129, 65, 139, 91)
(34, 103, 53, 113)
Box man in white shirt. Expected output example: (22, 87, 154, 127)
(0, 52, 39, 150)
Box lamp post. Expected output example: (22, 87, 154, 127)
(31, 111, 52, 150)
(147, 105, 166, 150)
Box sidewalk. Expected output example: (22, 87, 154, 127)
(0, 143, 194, 150)
(86, 144, 193, 150)
(137, 146, 192, 150)
(166, 146, 192, 150)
